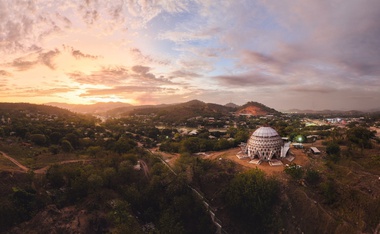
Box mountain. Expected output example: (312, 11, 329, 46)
(0, 102, 73, 116)
(225, 102, 239, 108)
(105, 103, 172, 117)
(236, 101, 281, 116)
(126, 99, 234, 122)
(47, 102, 132, 114)
(282, 109, 365, 115)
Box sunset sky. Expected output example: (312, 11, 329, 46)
(1, 0, 379, 110)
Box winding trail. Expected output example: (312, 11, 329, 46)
(0, 151, 29, 172)
(0, 151, 92, 174)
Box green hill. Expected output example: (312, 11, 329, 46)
(127, 100, 234, 122)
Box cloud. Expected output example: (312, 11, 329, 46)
(171, 70, 200, 78)
(288, 85, 336, 94)
(68, 66, 129, 85)
(131, 65, 174, 84)
(80, 86, 178, 97)
(62, 44, 99, 60)
(215, 73, 285, 87)
(11, 58, 38, 71)
(72, 50, 98, 60)
(69, 65, 174, 86)
(10, 49, 60, 70)
(256, 0, 380, 77)
(0, 1, 69, 53)
(0, 86, 75, 97)
(38, 49, 60, 69)
(0, 70, 12, 77)
(132, 65, 150, 74)
(129, 48, 170, 65)
(30, 87, 76, 96)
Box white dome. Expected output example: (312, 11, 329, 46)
(246, 127, 283, 161)
(252, 127, 279, 137)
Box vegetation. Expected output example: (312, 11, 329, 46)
(284, 163, 304, 180)
(224, 169, 280, 233)
(0, 102, 380, 233)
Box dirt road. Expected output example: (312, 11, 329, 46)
(0, 151, 92, 174)
(0, 151, 29, 172)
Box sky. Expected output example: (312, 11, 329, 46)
(1, 0, 380, 110)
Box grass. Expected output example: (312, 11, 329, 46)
(0, 155, 19, 171)
(0, 141, 80, 170)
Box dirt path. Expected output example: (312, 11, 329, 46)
(0, 151, 29, 172)
(0, 151, 92, 174)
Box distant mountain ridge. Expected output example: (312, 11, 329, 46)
(283, 109, 366, 115)
(225, 102, 239, 108)
(126, 99, 234, 122)
(236, 101, 281, 116)
(45, 100, 282, 118)
(0, 102, 73, 116)
(47, 102, 132, 114)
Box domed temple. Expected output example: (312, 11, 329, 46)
(238, 126, 291, 165)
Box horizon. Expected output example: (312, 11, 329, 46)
(1, 1, 380, 111)
(1, 100, 377, 112)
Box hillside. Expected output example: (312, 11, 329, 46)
(127, 100, 234, 122)
(106, 104, 170, 117)
(0, 103, 73, 116)
(47, 102, 132, 114)
(225, 102, 239, 108)
(236, 101, 281, 116)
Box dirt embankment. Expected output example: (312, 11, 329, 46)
(236, 106, 269, 116)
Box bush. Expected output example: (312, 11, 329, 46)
(30, 134, 47, 146)
(284, 163, 304, 180)
(305, 169, 321, 185)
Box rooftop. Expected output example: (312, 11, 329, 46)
(252, 127, 279, 137)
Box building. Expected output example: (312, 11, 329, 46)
(244, 127, 290, 162)
(310, 147, 321, 154)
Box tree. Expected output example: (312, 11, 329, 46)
(49, 145, 60, 155)
(87, 174, 104, 192)
(113, 137, 137, 154)
(326, 142, 340, 155)
(87, 146, 103, 158)
(180, 137, 200, 153)
(49, 132, 62, 145)
(30, 134, 47, 146)
(234, 129, 249, 144)
(61, 140, 74, 153)
(321, 178, 338, 205)
(224, 169, 280, 232)
(46, 164, 65, 188)
(64, 133, 80, 149)
(214, 138, 232, 151)
(347, 127, 374, 149)
(326, 141, 340, 162)
(305, 169, 321, 185)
